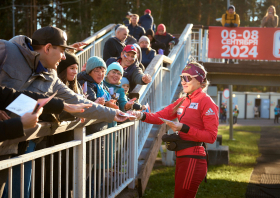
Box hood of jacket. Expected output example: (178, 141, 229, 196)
(9, 35, 40, 71)
(77, 70, 97, 84)
(133, 43, 142, 63)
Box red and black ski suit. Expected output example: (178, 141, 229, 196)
(142, 88, 219, 198)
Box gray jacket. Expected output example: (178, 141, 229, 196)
(0, 36, 117, 155)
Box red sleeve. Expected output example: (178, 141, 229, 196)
(143, 98, 184, 125)
(180, 97, 219, 144)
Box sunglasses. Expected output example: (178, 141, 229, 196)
(180, 75, 197, 82)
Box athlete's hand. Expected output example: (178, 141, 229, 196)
(166, 121, 183, 132)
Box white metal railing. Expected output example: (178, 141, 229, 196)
(0, 23, 194, 198)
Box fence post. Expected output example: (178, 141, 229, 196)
(128, 121, 137, 189)
(198, 28, 203, 61)
(73, 127, 86, 198)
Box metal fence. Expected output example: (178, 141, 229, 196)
(0, 23, 193, 198)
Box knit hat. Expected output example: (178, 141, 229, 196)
(139, 36, 150, 45)
(120, 77, 130, 86)
(157, 24, 166, 33)
(86, 56, 107, 74)
(106, 62, 124, 76)
(228, 5, 235, 11)
(57, 52, 79, 74)
(145, 9, 151, 14)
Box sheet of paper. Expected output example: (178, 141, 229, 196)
(119, 113, 136, 118)
(159, 118, 175, 124)
(6, 94, 37, 116)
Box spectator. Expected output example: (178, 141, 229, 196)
(233, 105, 239, 124)
(221, 5, 240, 64)
(123, 11, 132, 26)
(154, 24, 178, 56)
(133, 43, 145, 72)
(0, 26, 127, 198)
(114, 24, 137, 45)
(120, 77, 145, 111)
(139, 9, 154, 31)
(103, 25, 128, 62)
(106, 45, 152, 92)
(128, 14, 146, 41)
(261, 5, 279, 28)
(145, 29, 166, 53)
(139, 36, 156, 68)
(274, 104, 279, 124)
(0, 86, 90, 197)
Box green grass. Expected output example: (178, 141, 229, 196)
(143, 126, 261, 198)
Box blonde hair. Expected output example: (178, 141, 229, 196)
(172, 62, 210, 114)
(265, 5, 277, 17)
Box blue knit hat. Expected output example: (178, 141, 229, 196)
(120, 77, 130, 86)
(228, 5, 235, 12)
(106, 62, 124, 76)
(86, 56, 107, 74)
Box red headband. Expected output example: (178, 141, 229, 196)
(181, 64, 206, 83)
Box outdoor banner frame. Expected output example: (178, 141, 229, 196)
(208, 26, 280, 60)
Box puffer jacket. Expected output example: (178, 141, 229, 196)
(221, 11, 240, 27)
(154, 32, 178, 56)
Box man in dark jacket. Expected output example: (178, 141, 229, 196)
(103, 25, 128, 62)
(106, 45, 152, 92)
(139, 9, 154, 31)
(145, 29, 166, 53)
(128, 14, 146, 41)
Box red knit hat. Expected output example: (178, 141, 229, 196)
(157, 24, 166, 33)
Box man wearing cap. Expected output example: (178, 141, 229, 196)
(103, 25, 128, 62)
(128, 14, 146, 41)
(0, 26, 128, 197)
(139, 9, 154, 32)
(221, 5, 240, 64)
(106, 45, 151, 92)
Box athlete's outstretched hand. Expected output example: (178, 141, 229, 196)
(165, 121, 183, 132)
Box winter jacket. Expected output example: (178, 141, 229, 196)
(221, 11, 240, 27)
(141, 48, 156, 68)
(103, 37, 126, 62)
(233, 108, 239, 117)
(77, 71, 110, 103)
(0, 36, 117, 154)
(139, 14, 154, 31)
(142, 88, 219, 158)
(106, 57, 147, 92)
(154, 33, 178, 56)
(127, 24, 146, 41)
(145, 29, 166, 53)
(0, 86, 64, 142)
(261, 15, 279, 28)
(123, 18, 130, 26)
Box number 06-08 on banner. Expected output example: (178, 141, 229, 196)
(208, 27, 280, 61)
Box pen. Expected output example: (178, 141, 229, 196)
(32, 103, 40, 114)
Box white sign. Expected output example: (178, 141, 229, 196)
(223, 89, 229, 99)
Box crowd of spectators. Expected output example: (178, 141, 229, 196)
(0, 6, 180, 197)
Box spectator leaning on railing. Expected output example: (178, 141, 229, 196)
(106, 45, 152, 92)
(261, 5, 279, 28)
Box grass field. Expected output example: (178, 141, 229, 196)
(143, 126, 261, 198)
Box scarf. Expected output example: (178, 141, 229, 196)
(94, 81, 111, 101)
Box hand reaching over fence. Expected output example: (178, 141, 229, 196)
(142, 74, 152, 84)
(63, 103, 92, 113)
(113, 110, 128, 122)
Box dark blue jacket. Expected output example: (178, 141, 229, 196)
(139, 14, 154, 31)
(106, 57, 146, 92)
(154, 33, 179, 56)
(103, 37, 125, 62)
(127, 24, 145, 41)
(141, 48, 156, 68)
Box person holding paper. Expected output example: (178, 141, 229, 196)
(130, 62, 219, 198)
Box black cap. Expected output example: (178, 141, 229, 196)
(126, 12, 132, 16)
(32, 26, 74, 49)
(57, 52, 79, 74)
